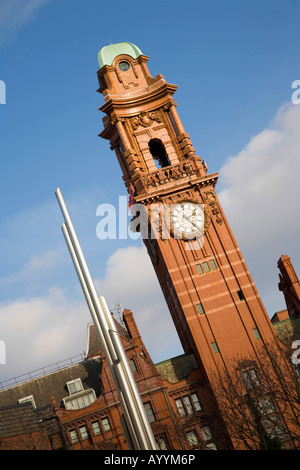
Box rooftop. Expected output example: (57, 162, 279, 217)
(98, 41, 143, 69)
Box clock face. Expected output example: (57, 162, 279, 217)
(169, 200, 205, 240)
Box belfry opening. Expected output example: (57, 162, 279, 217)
(148, 139, 171, 168)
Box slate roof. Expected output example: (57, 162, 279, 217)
(155, 353, 199, 383)
(0, 402, 58, 439)
(0, 357, 102, 409)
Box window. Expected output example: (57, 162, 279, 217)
(206, 442, 217, 450)
(191, 393, 202, 412)
(242, 368, 260, 389)
(149, 139, 171, 168)
(119, 61, 130, 71)
(196, 260, 217, 275)
(79, 426, 89, 440)
(156, 437, 168, 450)
(69, 430, 79, 444)
(211, 342, 219, 354)
(67, 378, 83, 395)
(202, 262, 210, 272)
(18, 395, 36, 408)
(200, 426, 212, 441)
(129, 358, 137, 372)
(175, 398, 186, 417)
(209, 260, 217, 270)
(92, 421, 101, 435)
(256, 398, 289, 441)
(196, 264, 204, 275)
(196, 303, 205, 315)
(186, 426, 216, 449)
(144, 402, 156, 423)
(186, 430, 199, 447)
(258, 398, 274, 415)
(175, 393, 202, 418)
(253, 328, 261, 339)
(101, 418, 111, 432)
(263, 415, 288, 441)
(183, 396, 193, 415)
(64, 389, 96, 410)
(237, 289, 245, 301)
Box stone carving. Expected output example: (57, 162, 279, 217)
(141, 160, 197, 188)
(204, 190, 223, 225)
(130, 111, 161, 130)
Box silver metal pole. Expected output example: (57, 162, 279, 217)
(100, 296, 157, 449)
(120, 414, 135, 450)
(61, 222, 141, 450)
(56, 187, 156, 450)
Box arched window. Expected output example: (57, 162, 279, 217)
(149, 139, 171, 168)
(129, 358, 138, 372)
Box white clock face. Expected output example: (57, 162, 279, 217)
(170, 201, 204, 239)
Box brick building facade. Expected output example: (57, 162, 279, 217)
(95, 42, 300, 449)
(0, 43, 299, 451)
(0, 256, 299, 450)
(0, 309, 229, 450)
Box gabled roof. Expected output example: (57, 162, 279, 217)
(86, 317, 130, 359)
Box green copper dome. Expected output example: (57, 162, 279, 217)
(98, 42, 143, 69)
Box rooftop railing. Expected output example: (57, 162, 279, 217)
(0, 353, 85, 391)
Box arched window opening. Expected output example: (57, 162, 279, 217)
(129, 358, 138, 372)
(149, 139, 171, 168)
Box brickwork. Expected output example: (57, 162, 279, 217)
(0, 43, 298, 451)
(54, 310, 205, 450)
(96, 42, 299, 449)
(0, 309, 228, 450)
(0, 402, 63, 450)
(278, 255, 300, 318)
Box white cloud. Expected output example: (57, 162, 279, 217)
(2, 102, 299, 385)
(0, 186, 111, 383)
(0, 286, 89, 384)
(217, 101, 300, 315)
(0, 249, 64, 287)
(95, 244, 183, 363)
(0, 244, 183, 385)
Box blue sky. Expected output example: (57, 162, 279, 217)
(0, 0, 300, 383)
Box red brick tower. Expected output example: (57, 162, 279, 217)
(278, 255, 300, 318)
(96, 43, 285, 422)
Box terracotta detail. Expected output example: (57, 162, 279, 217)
(97, 44, 297, 450)
(130, 111, 161, 130)
(203, 190, 223, 225)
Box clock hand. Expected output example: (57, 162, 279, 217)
(182, 211, 202, 230)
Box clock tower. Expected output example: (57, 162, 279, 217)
(96, 42, 286, 431)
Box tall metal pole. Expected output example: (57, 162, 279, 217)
(55, 187, 156, 451)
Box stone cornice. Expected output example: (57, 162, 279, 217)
(134, 171, 219, 204)
(99, 81, 177, 117)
